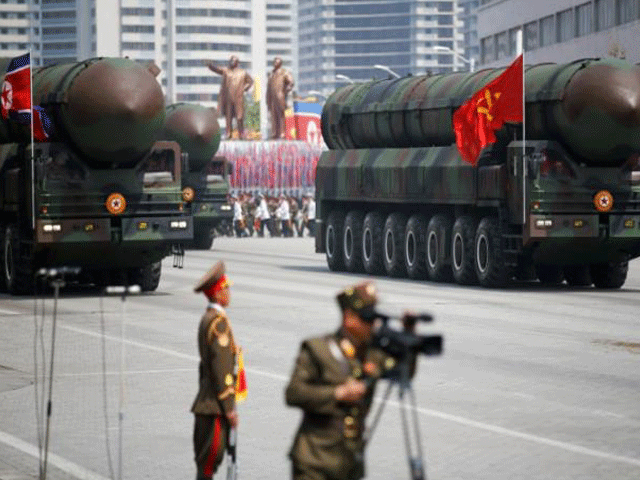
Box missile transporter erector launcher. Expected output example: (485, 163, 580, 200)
(0, 58, 192, 294)
(160, 103, 232, 250)
(316, 57, 640, 288)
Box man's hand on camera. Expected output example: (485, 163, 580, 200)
(334, 378, 367, 403)
(226, 410, 238, 428)
(401, 310, 418, 332)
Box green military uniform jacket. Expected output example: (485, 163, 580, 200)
(191, 304, 237, 416)
(285, 329, 394, 480)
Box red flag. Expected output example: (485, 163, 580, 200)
(235, 348, 247, 403)
(453, 54, 523, 166)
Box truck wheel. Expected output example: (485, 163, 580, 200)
(426, 215, 453, 282)
(343, 210, 365, 273)
(362, 211, 385, 275)
(536, 264, 564, 285)
(474, 217, 507, 288)
(383, 213, 408, 277)
(590, 261, 628, 289)
(326, 210, 346, 271)
(3, 224, 34, 295)
(564, 266, 592, 287)
(451, 216, 477, 285)
(131, 261, 162, 292)
(405, 214, 428, 279)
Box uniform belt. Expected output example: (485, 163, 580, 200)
(303, 412, 361, 438)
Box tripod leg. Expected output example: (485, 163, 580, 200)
(398, 385, 426, 480)
(363, 380, 394, 445)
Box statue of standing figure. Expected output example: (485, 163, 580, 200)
(266, 57, 295, 140)
(208, 55, 254, 139)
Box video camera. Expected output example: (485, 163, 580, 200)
(371, 313, 443, 381)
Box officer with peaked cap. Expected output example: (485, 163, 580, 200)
(285, 281, 413, 480)
(191, 260, 238, 480)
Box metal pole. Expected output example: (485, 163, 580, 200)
(41, 277, 64, 480)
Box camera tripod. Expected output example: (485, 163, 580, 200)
(363, 360, 427, 480)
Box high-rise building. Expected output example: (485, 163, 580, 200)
(478, 0, 640, 67)
(459, 0, 479, 71)
(297, 0, 464, 97)
(22, 0, 294, 134)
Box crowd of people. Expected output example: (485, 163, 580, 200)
(230, 192, 316, 238)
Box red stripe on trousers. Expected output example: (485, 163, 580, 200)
(203, 416, 221, 477)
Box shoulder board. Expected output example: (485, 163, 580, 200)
(206, 313, 230, 345)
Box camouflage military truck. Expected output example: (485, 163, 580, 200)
(160, 103, 232, 250)
(316, 57, 640, 288)
(0, 57, 191, 294)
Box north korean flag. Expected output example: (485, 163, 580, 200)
(1, 53, 31, 120)
(293, 101, 323, 145)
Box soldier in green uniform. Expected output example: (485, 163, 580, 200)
(285, 281, 412, 480)
(192, 260, 238, 480)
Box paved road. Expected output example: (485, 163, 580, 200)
(1, 237, 639, 480)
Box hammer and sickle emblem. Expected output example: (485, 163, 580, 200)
(476, 89, 502, 122)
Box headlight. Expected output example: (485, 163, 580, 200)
(43, 224, 62, 232)
(170, 220, 188, 229)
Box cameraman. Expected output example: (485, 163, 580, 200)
(285, 281, 415, 480)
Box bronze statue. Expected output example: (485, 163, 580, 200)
(208, 55, 254, 139)
(266, 57, 295, 140)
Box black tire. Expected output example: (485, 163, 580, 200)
(343, 210, 365, 273)
(0, 224, 5, 292)
(590, 261, 628, 289)
(325, 210, 346, 271)
(474, 217, 508, 288)
(536, 264, 564, 285)
(426, 215, 453, 282)
(564, 265, 592, 287)
(451, 216, 477, 285)
(362, 211, 385, 275)
(131, 261, 162, 292)
(3, 224, 34, 295)
(404, 214, 428, 280)
(383, 213, 408, 277)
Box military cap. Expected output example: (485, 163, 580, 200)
(194, 260, 227, 293)
(336, 281, 381, 321)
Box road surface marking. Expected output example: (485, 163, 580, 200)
(61, 324, 640, 468)
(0, 431, 110, 480)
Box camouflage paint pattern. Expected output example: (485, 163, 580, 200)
(159, 104, 231, 241)
(322, 58, 640, 164)
(21, 140, 190, 269)
(317, 58, 640, 273)
(161, 103, 221, 172)
(0, 57, 166, 165)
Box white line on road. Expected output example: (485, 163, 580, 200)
(0, 431, 110, 480)
(61, 324, 640, 468)
(0, 307, 20, 315)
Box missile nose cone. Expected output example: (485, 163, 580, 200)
(564, 61, 640, 128)
(67, 59, 165, 125)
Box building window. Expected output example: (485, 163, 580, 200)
(508, 28, 520, 55)
(618, 0, 639, 24)
(558, 9, 574, 42)
(496, 31, 508, 59)
(576, 2, 593, 36)
(540, 15, 555, 46)
(595, 0, 616, 30)
(481, 36, 494, 63)
(524, 20, 538, 50)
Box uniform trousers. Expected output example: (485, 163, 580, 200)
(194, 414, 228, 480)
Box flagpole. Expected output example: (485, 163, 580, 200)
(29, 50, 35, 231)
(517, 29, 525, 223)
